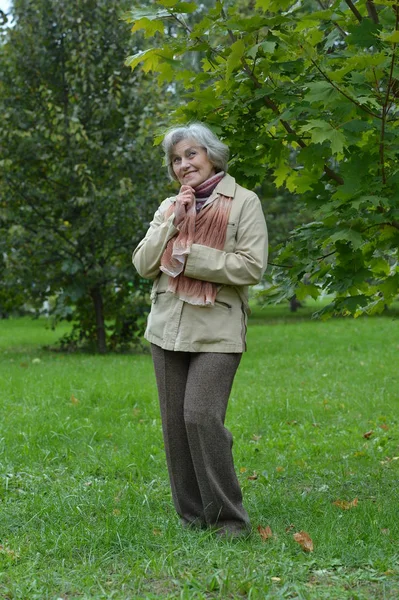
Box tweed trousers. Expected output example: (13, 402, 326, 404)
(151, 344, 250, 529)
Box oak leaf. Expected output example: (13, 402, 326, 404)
(293, 531, 314, 552)
(257, 525, 273, 541)
(333, 498, 358, 510)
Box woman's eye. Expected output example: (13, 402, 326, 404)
(173, 157, 181, 164)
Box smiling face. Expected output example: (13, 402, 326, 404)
(171, 139, 216, 188)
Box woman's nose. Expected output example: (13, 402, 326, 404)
(181, 156, 191, 169)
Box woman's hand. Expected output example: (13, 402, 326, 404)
(174, 185, 195, 226)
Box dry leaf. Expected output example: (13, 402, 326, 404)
(379, 424, 389, 431)
(152, 528, 162, 536)
(0, 545, 19, 559)
(113, 508, 121, 516)
(276, 466, 284, 472)
(239, 467, 247, 473)
(293, 531, 314, 552)
(271, 577, 281, 582)
(332, 498, 358, 510)
(381, 528, 390, 535)
(247, 472, 258, 480)
(257, 525, 273, 541)
(251, 434, 262, 441)
(71, 394, 79, 404)
(285, 524, 295, 533)
(363, 430, 373, 439)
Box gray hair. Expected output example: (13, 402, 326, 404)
(162, 122, 229, 181)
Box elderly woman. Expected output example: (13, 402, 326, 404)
(133, 123, 268, 538)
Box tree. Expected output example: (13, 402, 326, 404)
(0, 0, 172, 352)
(123, 0, 399, 317)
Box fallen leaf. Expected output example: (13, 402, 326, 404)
(152, 528, 162, 536)
(379, 424, 389, 431)
(381, 528, 390, 535)
(71, 394, 79, 404)
(276, 466, 284, 472)
(112, 508, 121, 516)
(271, 577, 281, 582)
(20, 362, 28, 368)
(363, 430, 373, 439)
(333, 498, 358, 510)
(257, 525, 273, 541)
(293, 531, 314, 552)
(287, 420, 298, 425)
(285, 524, 295, 533)
(239, 467, 247, 473)
(251, 434, 262, 441)
(0, 545, 19, 559)
(247, 472, 258, 480)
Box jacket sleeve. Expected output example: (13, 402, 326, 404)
(183, 193, 268, 286)
(132, 199, 178, 280)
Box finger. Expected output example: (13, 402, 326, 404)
(179, 185, 195, 194)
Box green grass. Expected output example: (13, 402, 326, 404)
(0, 307, 398, 599)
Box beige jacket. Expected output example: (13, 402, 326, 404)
(132, 173, 268, 353)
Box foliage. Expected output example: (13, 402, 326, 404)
(0, 313, 399, 597)
(0, 0, 172, 352)
(123, 0, 399, 317)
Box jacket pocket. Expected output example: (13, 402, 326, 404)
(215, 299, 232, 310)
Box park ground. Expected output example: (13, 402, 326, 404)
(0, 303, 398, 599)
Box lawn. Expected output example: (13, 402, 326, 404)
(0, 306, 398, 599)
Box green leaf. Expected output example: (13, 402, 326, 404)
(303, 81, 339, 104)
(130, 18, 164, 37)
(329, 229, 364, 249)
(125, 48, 160, 72)
(329, 129, 346, 154)
(226, 39, 245, 81)
(347, 19, 381, 48)
(379, 273, 399, 299)
(295, 282, 320, 301)
(380, 30, 399, 43)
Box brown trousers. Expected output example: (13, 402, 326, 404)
(151, 344, 250, 529)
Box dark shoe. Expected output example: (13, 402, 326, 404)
(213, 522, 252, 540)
(180, 517, 206, 530)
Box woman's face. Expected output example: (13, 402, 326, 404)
(171, 139, 216, 188)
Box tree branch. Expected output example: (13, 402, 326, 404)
(345, 0, 363, 22)
(380, 5, 398, 184)
(316, 0, 348, 38)
(309, 56, 381, 119)
(366, 0, 379, 24)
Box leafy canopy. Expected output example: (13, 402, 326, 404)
(123, 0, 399, 317)
(0, 0, 172, 351)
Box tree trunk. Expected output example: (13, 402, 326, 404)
(289, 295, 302, 312)
(90, 286, 107, 354)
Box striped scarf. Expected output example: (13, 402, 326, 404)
(160, 173, 232, 306)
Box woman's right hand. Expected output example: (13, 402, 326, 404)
(174, 185, 195, 227)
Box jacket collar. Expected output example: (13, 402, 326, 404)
(205, 173, 236, 206)
(215, 172, 236, 197)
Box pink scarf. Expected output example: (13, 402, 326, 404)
(160, 174, 232, 306)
